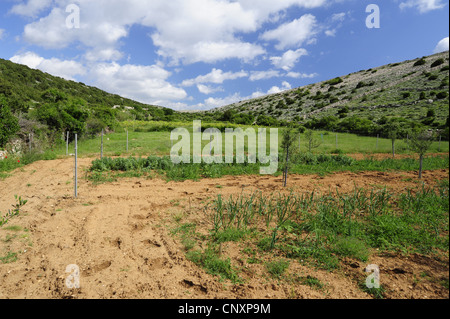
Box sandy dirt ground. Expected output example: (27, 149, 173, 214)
(0, 156, 448, 299)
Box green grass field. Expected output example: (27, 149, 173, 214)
(53, 124, 449, 159)
(1, 121, 449, 179)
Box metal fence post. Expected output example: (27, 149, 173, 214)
(101, 129, 104, 159)
(66, 131, 69, 156)
(75, 134, 78, 198)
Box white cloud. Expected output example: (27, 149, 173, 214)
(0, 29, 5, 40)
(7, 0, 339, 111)
(90, 62, 187, 105)
(249, 70, 281, 81)
(10, 51, 86, 81)
(16, 0, 264, 64)
(154, 39, 265, 65)
(182, 68, 248, 86)
(200, 77, 297, 109)
(260, 14, 318, 50)
(9, 50, 188, 106)
(325, 29, 337, 37)
(10, 0, 53, 17)
(10, 52, 44, 69)
(239, 0, 326, 20)
(399, 0, 446, 13)
(267, 81, 292, 94)
(15, 0, 331, 65)
(270, 48, 308, 71)
(204, 93, 245, 109)
(197, 84, 224, 95)
(84, 48, 124, 62)
(22, 6, 129, 50)
(331, 12, 347, 22)
(251, 91, 266, 99)
(202, 86, 278, 108)
(434, 37, 449, 53)
(286, 71, 318, 78)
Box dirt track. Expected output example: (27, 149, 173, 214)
(0, 157, 448, 299)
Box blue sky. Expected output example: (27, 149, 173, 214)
(0, 0, 448, 111)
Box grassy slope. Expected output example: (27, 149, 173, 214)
(0, 58, 168, 117)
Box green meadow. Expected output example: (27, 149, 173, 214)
(53, 121, 449, 158)
(1, 121, 448, 180)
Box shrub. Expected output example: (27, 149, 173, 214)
(330, 96, 339, 104)
(330, 148, 344, 155)
(256, 115, 278, 127)
(0, 100, 20, 148)
(86, 118, 107, 137)
(436, 91, 449, 99)
(431, 58, 445, 68)
(326, 77, 344, 86)
(413, 58, 426, 67)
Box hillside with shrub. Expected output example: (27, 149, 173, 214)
(209, 51, 450, 140)
(1, 51, 449, 154)
(0, 58, 208, 150)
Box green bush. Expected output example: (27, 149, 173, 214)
(86, 118, 107, 137)
(431, 58, 445, 68)
(0, 99, 19, 148)
(256, 115, 278, 127)
(326, 77, 344, 86)
(436, 91, 449, 99)
(402, 92, 411, 99)
(413, 58, 426, 67)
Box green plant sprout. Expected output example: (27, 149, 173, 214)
(0, 195, 28, 227)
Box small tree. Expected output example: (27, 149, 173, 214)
(281, 127, 300, 187)
(305, 129, 322, 153)
(0, 100, 20, 149)
(407, 130, 435, 179)
(387, 122, 399, 158)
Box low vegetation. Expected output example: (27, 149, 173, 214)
(0, 195, 28, 228)
(167, 179, 449, 293)
(87, 153, 449, 184)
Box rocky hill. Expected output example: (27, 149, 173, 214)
(209, 51, 449, 131)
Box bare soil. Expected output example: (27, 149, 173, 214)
(0, 157, 448, 299)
